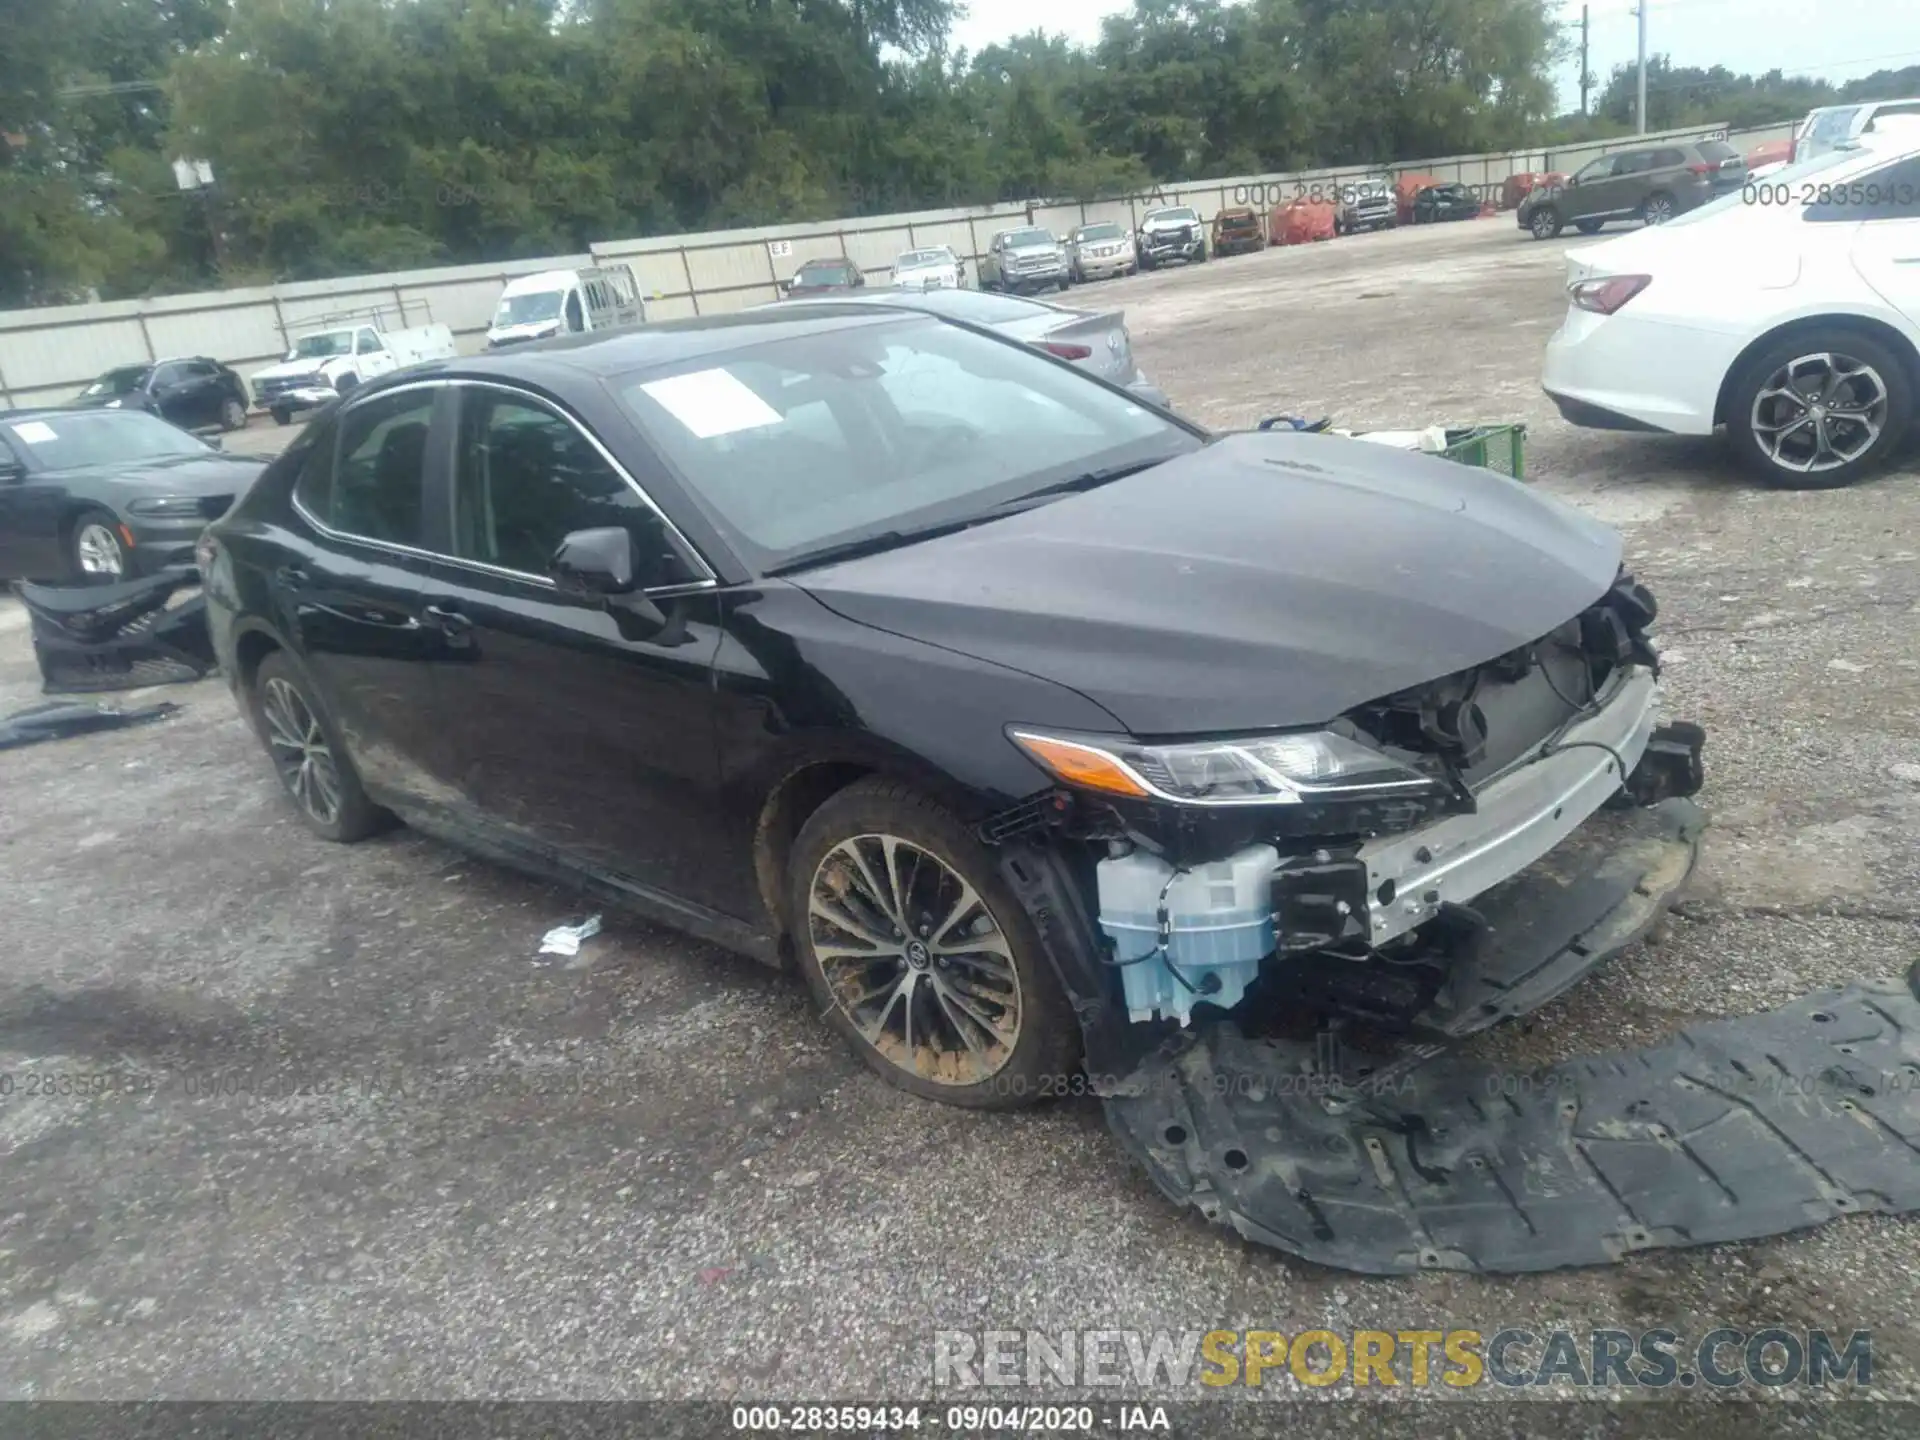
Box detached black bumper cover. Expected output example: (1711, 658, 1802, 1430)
(1108, 838, 1920, 1270)
(16, 572, 215, 694)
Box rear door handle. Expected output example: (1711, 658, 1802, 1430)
(423, 603, 472, 638)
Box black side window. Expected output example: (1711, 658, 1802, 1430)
(320, 388, 435, 546)
(564, 290, 585, 332)
(1651, 149, 1684, 169)
(149, 362, 184, 388)
(1614, 151, 1654, 176)
(1807, 157, 1920, 223)
(290, 418, 339, 521)
(450, 389, 698, 585)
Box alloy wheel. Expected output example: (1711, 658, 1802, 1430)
(260, 676, 344, 827)
(1643, 195, 1675, 224)
(1750, 352, 1889, 475)
(75, 522, 125, 579)
(808, 833, 1023, 1085)
(1531, 209, 1558, 239)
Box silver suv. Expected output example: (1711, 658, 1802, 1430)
(1336, 176, 1397, 233)
(979, 227, 1070, 295)
(1066, 222, 1136, 282)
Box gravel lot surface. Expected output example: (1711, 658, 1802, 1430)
(4, 217, 1919, 1427)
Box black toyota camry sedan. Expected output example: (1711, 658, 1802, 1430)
(202, 305, 1706, 1120)
(0, 407, 267, 582)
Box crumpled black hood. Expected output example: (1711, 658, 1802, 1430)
(793, 431, 1624, 735)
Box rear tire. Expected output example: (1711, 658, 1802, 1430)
(271, 406, 292, 426)
(1529, 206, 1563, 240)
(334, 372, 360, 395)
(1641, 191, 1677, 226)
(249, 652, 393, 842)
(1726, 327, 1913, 490)
(788, 778, 1079, 1110)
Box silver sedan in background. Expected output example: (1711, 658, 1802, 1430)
(772, 288, 1172, 410)
(889, 246, 966, 291)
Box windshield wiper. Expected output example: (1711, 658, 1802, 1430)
(972, 456, 1170, 516)
(764, 518, 984, 577)
(765, 458, 1170, 577)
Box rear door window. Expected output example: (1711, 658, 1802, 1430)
(1697, 140, 1740, 162)
(307, 388, 436, 547)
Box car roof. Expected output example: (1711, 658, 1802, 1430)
(362, 307, 926, 393)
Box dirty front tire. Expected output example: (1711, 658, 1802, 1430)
(249, 651, 392, 843)
(789, 778, 1079, 1110)
(1726, 327, 1914, 490)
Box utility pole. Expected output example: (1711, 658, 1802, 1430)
(1635, 2, 1649, 134)
(1579, 5, 1591, 116)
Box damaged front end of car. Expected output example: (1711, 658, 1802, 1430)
(985, 568, 1742, 1271)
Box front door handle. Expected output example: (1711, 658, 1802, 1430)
(275, 564, 309, 589)
(423, 603, 472, 638)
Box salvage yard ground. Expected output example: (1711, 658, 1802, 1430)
(5, 218, 1920, 1419)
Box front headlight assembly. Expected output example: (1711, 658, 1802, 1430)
(1009, 727, 1445, 806)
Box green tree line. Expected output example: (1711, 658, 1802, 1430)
(0, 0, 1908, 309)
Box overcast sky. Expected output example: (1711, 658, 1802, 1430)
(948, 0, 1920, 114)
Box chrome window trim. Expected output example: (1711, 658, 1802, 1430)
(442, 378, 719, 587)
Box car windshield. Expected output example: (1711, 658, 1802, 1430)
(617, 314, 1196, 572)
(79, 366, 152, 398)
(1074, 223, 1124, 241)
(1003, 228, 1055, 247)
(2, 410, 209, 469)
(796, 261, 852, 283)
(292, 330, 354, 359)
(1145, 208, 1198, 224)
(495, 290, 564, 326)
(895, 250, 950, 268)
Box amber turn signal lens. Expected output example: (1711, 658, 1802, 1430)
(1009, 732, 1150, 798)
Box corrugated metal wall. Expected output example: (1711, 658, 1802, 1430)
(0, 120, 1791, 409)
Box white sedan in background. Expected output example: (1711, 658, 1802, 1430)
(1543, 137, 1920, 488)
(890, 246, 966, 291)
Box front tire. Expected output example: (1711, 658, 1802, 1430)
(789, 779, 1078, 1110)
(1641, 192, 1677, 226)
(220, 395, 248, 431)
(249, 652, 393, 842)
(68, 508, 127, 584)
(1529, 206, 1562, 240)
(271, 405, 292, 426)
(1727, 328, 1913, 490)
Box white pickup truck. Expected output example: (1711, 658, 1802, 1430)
(250, 305, 456, 424)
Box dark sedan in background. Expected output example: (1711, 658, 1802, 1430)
(73, 357, 253, 432)
(784, 256, 867, 297)
(0, 408, 266, 581)
(1410, 182, 1484, 223)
